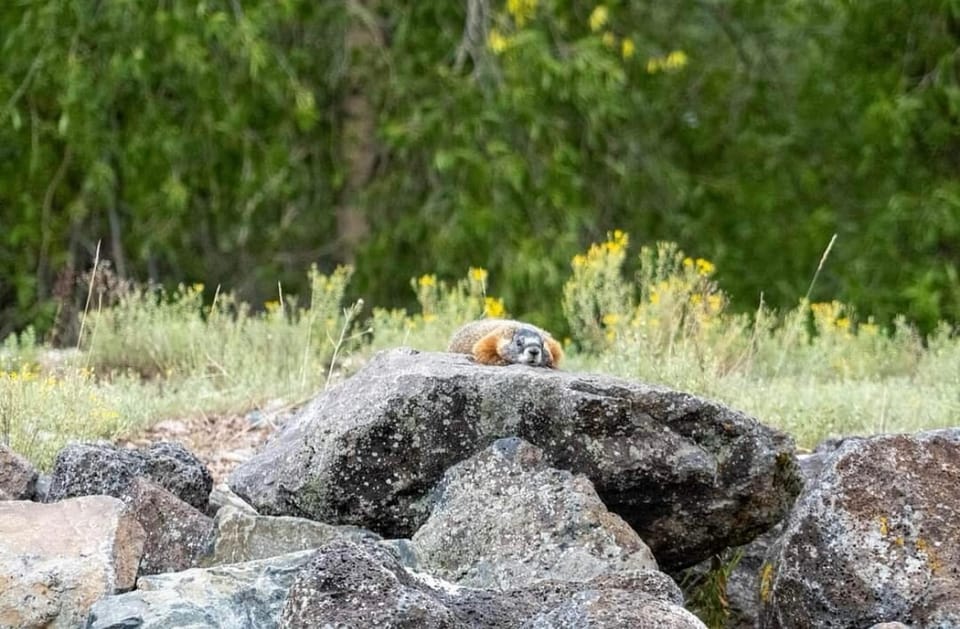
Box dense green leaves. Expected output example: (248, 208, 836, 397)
(2, 0, 959, 338)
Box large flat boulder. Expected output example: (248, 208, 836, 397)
(0, 496, 144, 628)
(760, 428, 960, 628)
(229, 348, 800, 570)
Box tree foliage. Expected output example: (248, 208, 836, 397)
(2, 0, 959, 338)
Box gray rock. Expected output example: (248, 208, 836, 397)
(85, 549, 315, 629)
(280, 539, 703, 628)
(207, 482, 257, 515)
(203, 504, 382, 566)
(0, 443, 38, 500)
(46, 440, 213, 510)
(0, 496, 145, 628)
(122, 477, 215, 576)
(229, 349, 799, 570)
(681, 439, 840, 628)
(760, 428, 960, 628)
(412, 437, 658, 589)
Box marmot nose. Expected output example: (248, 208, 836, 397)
(525, 346, 541, 359)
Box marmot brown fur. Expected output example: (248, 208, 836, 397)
(447, 319, 563, 368)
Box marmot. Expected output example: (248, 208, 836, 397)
(447, 319, 563, 368)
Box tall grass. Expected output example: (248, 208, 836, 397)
(1, 232, 957, 469)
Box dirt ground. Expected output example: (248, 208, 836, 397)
(117, 404, 295, 484)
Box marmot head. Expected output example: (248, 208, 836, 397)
(498, 325, 552, 367)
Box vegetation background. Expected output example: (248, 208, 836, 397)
(3, 4, 959, 623)
(3, 0, 960, 340)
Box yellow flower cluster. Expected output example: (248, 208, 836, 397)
(572, 230, 629, 269)
(810, 300, 856, 338)
(488, 29, 509, 54)
(589, 5, 609, 32)
(683, 256, 716, 277)
(418, 274, 437, 288)
(484, 297, 506, 318)
(646, 50, 688, 74)
(507, 0, 539, 27)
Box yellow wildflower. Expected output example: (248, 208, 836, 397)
(469, 267, 489, 283)
(665, 50, 688, 70)
(488, 29, 509, 54)
(572, 254, 587, 268)
(589, 5, 609, 32)
(621, 38, 635, 59)
(484, 297, 506, 318)
(418, 274, 437, 288)
(683, 257, 694, 269)
(695, 258, 715, 276)
(507, 0, 538, 27)
(601, 313, 620, 327)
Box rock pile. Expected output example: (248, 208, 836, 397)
(1, 348, 954, 627)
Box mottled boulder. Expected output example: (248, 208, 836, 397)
(122, 477, 215, 576)
(760, 429, 960, 628)
(46, 440, 213, 510)
(412, 437, 658, 589)
(0, 443, 37, 500)
(204, 504, 382, 565)
(86, 550, 314, 629)
(280, 539, 704, 628)
(230, 348, 799, 569)
(0, 496, 144, 628)
(681, 444, 834, 628)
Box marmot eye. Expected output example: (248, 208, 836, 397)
(516, 337, 524, 347)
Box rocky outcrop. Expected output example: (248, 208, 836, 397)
(0, 443, 37, 500)
(279, 539, 704, 628)
(760, 429, 960, 628)
(230, 348, 800, 570)
(0, 496, 144, 628)
(412, 437, 658, 589)
(122, 477, 215, 576)
(46, 441, 213, 510)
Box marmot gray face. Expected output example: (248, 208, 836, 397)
(509, 327, 548, 366)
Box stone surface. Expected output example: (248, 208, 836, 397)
(230, 348, 800, 570)
(760, 428, 960, 628)
(680, 442, 835, 628)
(0, 443, 38, 500)
(122, 477, 215, 576)
(0, 496, 145, 629)
(204, 504, 382, 566)
(280, 539, 704, 628)
(207, 482, 258, 515)
(86, 550, 314, 629)
(412, 437, 658, 589)
(46, 440, 213, 510)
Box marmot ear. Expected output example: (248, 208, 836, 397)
(545, 337, 564, 368)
